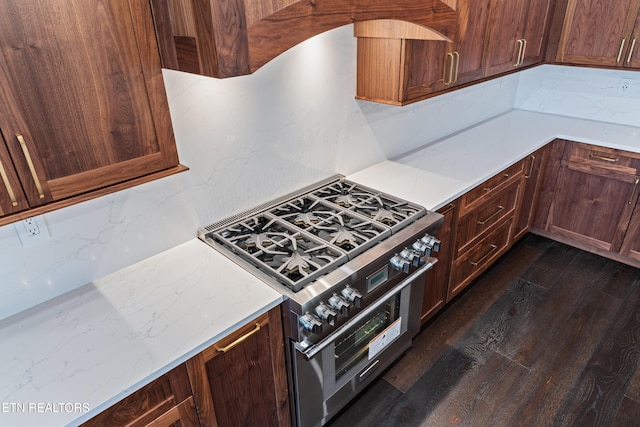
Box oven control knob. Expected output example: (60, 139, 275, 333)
(400, 247, 421, 266)
(412, 240, 431, 257)
(390, 253, 411, 273)
(315, 302, 338, 325)
(341, 286, 362, 308)
(328, 293, 350, 315)
(422, 234, 441, 253)
(299, 313, 323, 335)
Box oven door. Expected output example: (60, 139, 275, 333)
(291, 261, 433, 427)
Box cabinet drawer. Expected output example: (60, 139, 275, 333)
(455, 180, 520, 258)
(565, 142, 640, 175)
(460, 160, 525, 215)
(449, 218, 513, 298)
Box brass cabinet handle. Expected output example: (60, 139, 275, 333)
(630, 179, 640, 205)
(16, 134, 45, 199)
(483, 174, 510, 192)
(452, 51, 460, 83)
(520, 38, 527, 65)
(470, 244, 497, 266)
(0, 158, 18, 206)
(215, 323, 261, 353)
(445, 52, 455, 85)
(477, 205, 504, 225)
(439, 203, 455, 215)
(617, 38, 627, 64)
(589, 153, 618, 163)
(525, 154, 536, 179)
(628, 38, 637, 64)
(514, 39, 524, 66)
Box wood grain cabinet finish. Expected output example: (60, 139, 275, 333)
(150, 0, 457, 79)
(620, 198, 640, 262)
(186, 307, 290, 427)
(421, 202, 457, 324)
(555, 0, 640, 68)
(484, 0, 554, 75)
(0, 0, 185, 226)
(81, 364, 199, 427)
(544, 142, 640, 253)
(512, 146, 549, 243)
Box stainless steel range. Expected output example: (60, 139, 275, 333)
(198, 175, 443, 427)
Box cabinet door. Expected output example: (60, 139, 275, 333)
(450, 0, 492, 86)
(556, 0, 640, 66)
(187, 308, 290, 427)
(546, 161, 640, 252)
(520, 0, 554, 66)
(512, 147, 548, 242)
(81, 364, 198, 427)
(484, 0, 527, 75)
(0, 0, 179, 207)
(627, 13, 640, 68)
(0, 131, 28, 216)
(422, 202, 456, 323)
(620, 198, 640, 262)
(404, 40, 451, 100)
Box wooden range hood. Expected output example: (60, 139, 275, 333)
(150, 0, 457, 78)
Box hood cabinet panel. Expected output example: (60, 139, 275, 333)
(150, 0, 457, 78)
(0, 0, 185, 225)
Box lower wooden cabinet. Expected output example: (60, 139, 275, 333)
(83, 306, 289, 427)
(81, 364, 198, 427)
(421, 202, 456, 324)
(620, 200, 640, 262)
(512, 147, 548, 243)
(186, 307, 290, 427)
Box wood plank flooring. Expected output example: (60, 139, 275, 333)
(326, 234, 640, 427)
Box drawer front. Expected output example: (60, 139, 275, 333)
(455, 180, 520, 257)
(460, 160, 525, 215)
(566, 142, 640, 175)
(449, 218, 513, 298)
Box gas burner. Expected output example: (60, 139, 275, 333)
(279, 252, 316, 275)
(333, 194, 359, 208)
(368, 208, 398, 225)
(294, 213, 320, 227)
(329, 226, 361, 248)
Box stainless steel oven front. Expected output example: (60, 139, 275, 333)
(291, 259, 433, 427)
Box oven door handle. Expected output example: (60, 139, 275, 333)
(295, 257, 438, 360)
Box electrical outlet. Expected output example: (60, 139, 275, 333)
(618, 79, 634, 96)
(15, 215, 50, 246)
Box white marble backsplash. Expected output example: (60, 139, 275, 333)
(0, 25, 523, 320)
(515, 64, 640, 126)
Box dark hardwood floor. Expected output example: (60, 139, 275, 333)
(326, 234, 640, 427)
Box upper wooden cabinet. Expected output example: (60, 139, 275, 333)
(150, 0, 457, 78)
(0, 0, 185, 225)
(484, 0, 554, 75)
(555, 0, 640, 68)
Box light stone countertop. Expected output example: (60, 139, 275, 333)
(2, 109, 640, 427)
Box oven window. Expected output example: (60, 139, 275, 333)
(334, 293, 402, 380)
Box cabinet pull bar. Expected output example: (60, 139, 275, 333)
(215, 323, 261, 353)
(483, 174, 510, 192)
(525, 154, 536, 179)
(521, 38, 527, 65)
(445, 53, 454, 85)
(0, 159, 18, 206)
(514, 40, 524, 66)
(439, 203, 455, 215)
(477, 205, 505, 225)
(629, 179, 639, 205)
(628, 38, 637, 63)
(16, 134, 45, 199)
(617, 39, 627, 64)
(453, 51, 460, 83)
(470, 244, 497, 266)
(589, 153, 618, 163)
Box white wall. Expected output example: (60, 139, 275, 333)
(0, 25, 519, 320)
(515, 64, 640, 126)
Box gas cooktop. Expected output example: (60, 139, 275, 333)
(198, 176, 427, 292)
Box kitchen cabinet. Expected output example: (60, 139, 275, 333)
(421, 202, 457, 324)
(543, 142, 640, 253)
(0, 0, 185, 226)
(355, 0, 490, 105)
(484, 0, 554, 76)
(186, 307, 290, 427)
(620, 199, 640, 262)
(150, 0, 457, 79)
(512, 146, 549, 243)
(555, 0, 640, 68)
(81, 364, 199, 427)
